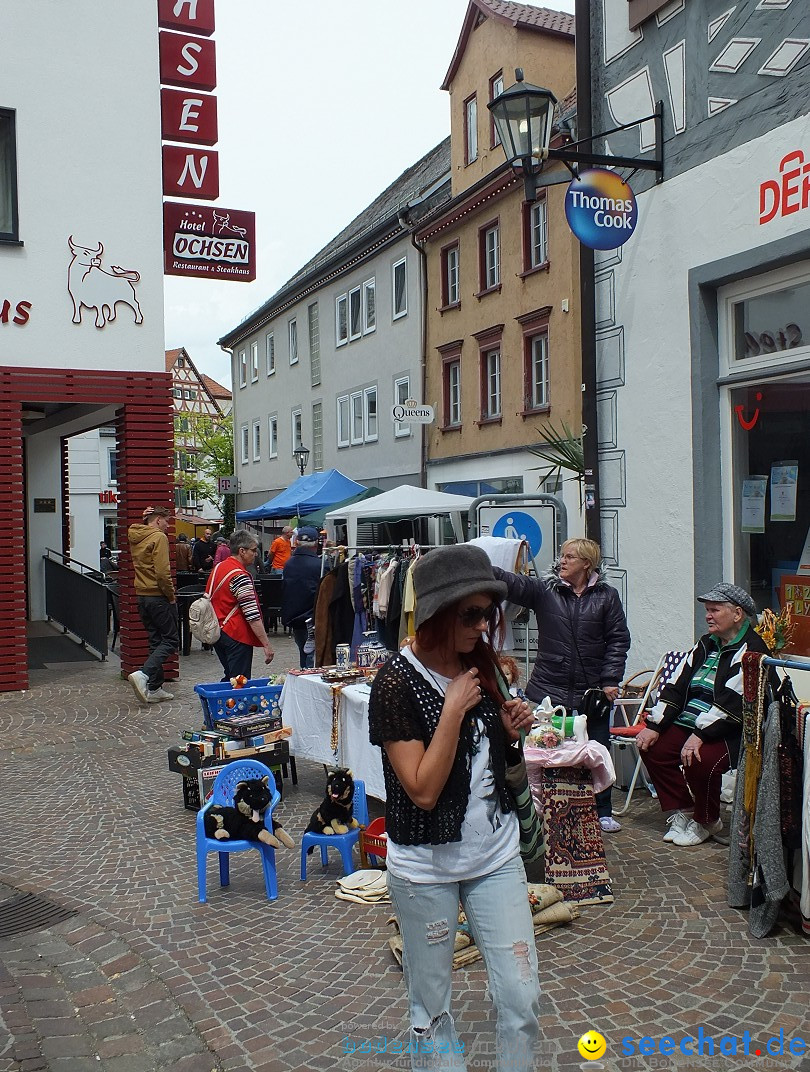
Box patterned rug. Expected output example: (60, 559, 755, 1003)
(540, 766, 614, 906)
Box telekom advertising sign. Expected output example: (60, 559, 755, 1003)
(159, 0, 255, 281)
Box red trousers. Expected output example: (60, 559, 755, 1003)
(640, 725, 732, 826)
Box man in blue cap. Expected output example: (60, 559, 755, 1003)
(281, 526, 321, 668)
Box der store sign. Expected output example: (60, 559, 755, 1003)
(164, 202, 256, 281)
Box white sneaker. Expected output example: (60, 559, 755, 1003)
(128, 670, 149, 703)
(599, 816, 622, 833)
(147, 687, 174, 703)
(671, 818, 723, 846)
(663, 811, 690, 843)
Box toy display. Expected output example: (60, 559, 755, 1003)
(305, 768, 359, 835)
(203, 776, 294, 849)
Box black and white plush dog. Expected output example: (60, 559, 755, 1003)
(204, 776, 294, 849)
(305, 768, 359, 836)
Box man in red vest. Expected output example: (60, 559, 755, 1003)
(208, 530, 275, 680)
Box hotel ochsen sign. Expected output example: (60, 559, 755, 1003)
(164, 202, 256, 281)
(160, 0, 255, 281)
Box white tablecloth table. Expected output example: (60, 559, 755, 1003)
(280, 673, 386, 801)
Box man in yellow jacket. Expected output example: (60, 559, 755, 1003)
(127, 505, 178, 703)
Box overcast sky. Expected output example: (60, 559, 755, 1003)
(163, 0, 575, 388)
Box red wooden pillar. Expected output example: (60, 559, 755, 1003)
(0, 380, 27, 691)
(117, 376, 178, 680)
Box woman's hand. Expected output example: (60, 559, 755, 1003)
(444, 667, 484, 717)
(500, 697, 534, 743)
(602, 686, 619, 703)
(636, 726, 660, 752)
(680, 733, 703, 767)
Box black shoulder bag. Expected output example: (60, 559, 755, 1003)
(494, 668, 545, 863)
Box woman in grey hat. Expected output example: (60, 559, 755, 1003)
(636, 582, 770, 846)
(369, 544, 540, 1072)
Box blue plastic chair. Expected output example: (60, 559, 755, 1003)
(196, 759, 282, 903)
(299, 779, 369, 880)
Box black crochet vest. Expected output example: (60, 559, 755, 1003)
(368, 652, 513, 846)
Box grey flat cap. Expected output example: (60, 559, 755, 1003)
(697, 582, 757, 617)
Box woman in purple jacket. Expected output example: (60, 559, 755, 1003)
(493, 538, 630, 833)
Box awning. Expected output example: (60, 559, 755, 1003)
(236, 469, 367, 521)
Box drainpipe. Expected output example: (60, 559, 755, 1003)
(401, 211, 429, 489)
(575, 0, 602, 545)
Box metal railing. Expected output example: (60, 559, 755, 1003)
(42, 549, 112, 659)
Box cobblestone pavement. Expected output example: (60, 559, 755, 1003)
(1, 632, 808, 1072)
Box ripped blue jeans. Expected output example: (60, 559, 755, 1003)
(388, 857, 541, 1072)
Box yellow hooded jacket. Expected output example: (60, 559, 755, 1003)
(128, 524, 175, 601)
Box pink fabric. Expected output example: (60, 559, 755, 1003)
(213, 544, 230, 565)
(525, 740, 615, 804)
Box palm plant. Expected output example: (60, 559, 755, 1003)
(526, 419, 586, 508)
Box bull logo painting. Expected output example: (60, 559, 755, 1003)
(67, 236, 143, 329)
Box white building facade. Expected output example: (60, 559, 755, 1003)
(220, 141, 450, 511)
(590, 0, 810, 665)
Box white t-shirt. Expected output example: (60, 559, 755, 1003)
(386, 647, 519, 883)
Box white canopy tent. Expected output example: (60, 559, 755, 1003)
(324, 485, 474, 547)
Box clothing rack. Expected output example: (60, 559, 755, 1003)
(763, 654, 810, 672)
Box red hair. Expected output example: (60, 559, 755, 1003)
(415, 602, 506, 703)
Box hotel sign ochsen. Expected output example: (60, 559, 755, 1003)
(159, 0, 255, 281)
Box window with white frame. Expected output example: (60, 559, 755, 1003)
(363, 278, 376, 333)
(350, 391, 363, 445)
(363, 386, 378, 442)
(464, 94, 478, 164)
(288, 318, 298, 364)
(392, 257, 407, 319)
(443, 243, 459, 307)
(528, 199, 548, 269)
(335, 293, 348, 346)
(252, 419, 261, 461)
(308, 302, 320, 386)
(238, 350, 247, 388)
(527, 332, 549, 409)
(108, 448, 118, 484)
(337, 395, 350, 447)
(312, 402, 323, 470)
(483, 348, 501, 419)
(0, 109, 19, 241)
(445, 359, 461, 427)
(482, 224, 500, 289)
(489, 72, 504, 147)
(266, 332, 275, 375)
(394, 376, 411, 437)
(251, 340, 259, 382)
(240, 424, 249, 464)
(349, 286, 362, 341)
(268, 415, 278, 458)
(291, 408, 302, 451)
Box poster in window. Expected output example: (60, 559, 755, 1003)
(769, 461, 798, 522)
(741, 476, 768, 533)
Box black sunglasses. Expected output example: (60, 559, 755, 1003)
(457, 603, 498, 628)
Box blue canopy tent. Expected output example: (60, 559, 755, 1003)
(236, 469, 367, 522)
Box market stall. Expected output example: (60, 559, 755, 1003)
(280, 671, 385, 800)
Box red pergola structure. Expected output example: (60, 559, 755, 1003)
(0, 366, 176, 693)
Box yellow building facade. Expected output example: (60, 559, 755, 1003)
(419, 1, 581, 519)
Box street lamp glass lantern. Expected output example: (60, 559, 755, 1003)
(293, 444, 310, 475)
(488, 74, 557, 170)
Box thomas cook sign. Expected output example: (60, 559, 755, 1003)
(564, 169, 637, 250)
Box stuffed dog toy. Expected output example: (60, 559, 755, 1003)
(203, 776, 294, 849)
(305, 767, 359, 836)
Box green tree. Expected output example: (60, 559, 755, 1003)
(174, 412, 234, 530)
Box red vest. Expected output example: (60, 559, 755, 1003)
(207, 560, 260, 647)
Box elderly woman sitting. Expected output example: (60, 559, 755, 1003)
(636, 583, 769, 847)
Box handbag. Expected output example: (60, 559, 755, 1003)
(188, 564, 239, 645)
(495, 666, 545, 863)
(580, 687, 612, 723)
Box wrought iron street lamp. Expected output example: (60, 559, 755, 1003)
(293, 444, 310, 476)
(488, 69, 663, 201)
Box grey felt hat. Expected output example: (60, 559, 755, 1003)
(697, 582, 757, 618)
(413, 545, 507, 630)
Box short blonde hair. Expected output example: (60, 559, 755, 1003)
(560, 538, 601, 572)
